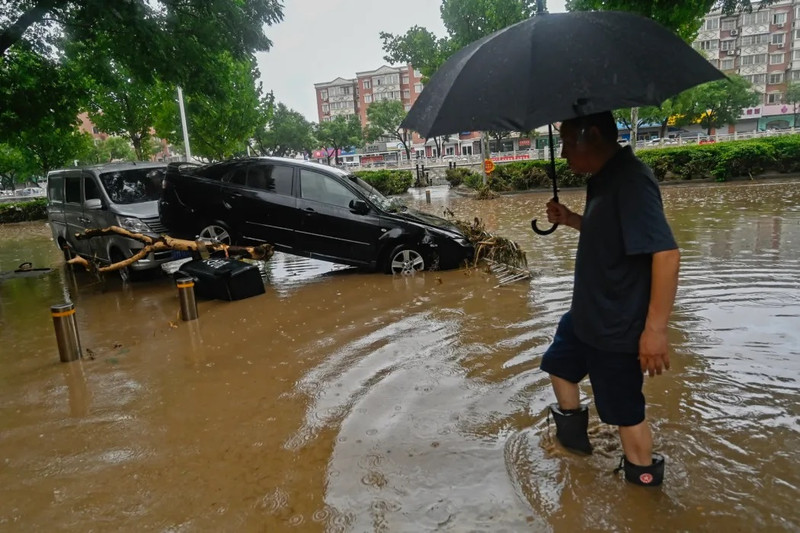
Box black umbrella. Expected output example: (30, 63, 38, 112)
(401, 10, 725, 235)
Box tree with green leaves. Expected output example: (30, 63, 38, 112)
(154, 55, 273, 162)
(566, 1, 779, 41)
(364, 100, 412, 161)
(677, 75, 759, 134)
(784, 82, 800, 128)
(252, 103, 316, 158)
(0, 143, 35, 191)
(0, 45, 90, 146)
(79, 137, 138, 165)
(75, 47, 169, 161)
(315, 115, 364, 166)
(381, 0, 534, 83)
(16, 123, 94, 176)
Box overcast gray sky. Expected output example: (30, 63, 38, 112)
(255, 0, 567, 122)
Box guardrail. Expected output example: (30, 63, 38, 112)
(344, 128, 800, 172)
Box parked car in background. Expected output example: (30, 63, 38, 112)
(159, 157, 474, 274)
(47, 162, 174, 281)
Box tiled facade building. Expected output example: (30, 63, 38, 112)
(694, 0, 800, 106)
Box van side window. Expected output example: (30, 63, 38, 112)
(300, 170, 356, 208)
(84, 177, 101, 201)
(48, 176, 64, 203)
(65, 177, 81, 204)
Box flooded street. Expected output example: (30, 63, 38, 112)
(1, 180, 798, 532)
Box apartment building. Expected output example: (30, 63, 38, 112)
(694, 0, 800, 128)
(313, 77, 359, 123)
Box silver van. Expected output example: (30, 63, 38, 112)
(46, 162, 173, 281)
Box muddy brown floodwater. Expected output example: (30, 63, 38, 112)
(0, 180, 798, 532)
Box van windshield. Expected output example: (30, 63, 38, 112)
(100, 167, 165, 204)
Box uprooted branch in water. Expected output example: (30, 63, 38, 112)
(67, 226, 274, 273)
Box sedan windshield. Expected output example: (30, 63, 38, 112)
(346, 175, 407, 212)
(100, 167, 165, 205)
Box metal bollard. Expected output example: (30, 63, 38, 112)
(51, 303, 82, 362)
(176, 277, 198, 321)
(425, 190, 431, 203)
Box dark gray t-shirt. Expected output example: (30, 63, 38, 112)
(571, 146, 677, 352)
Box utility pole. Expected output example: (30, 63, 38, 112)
(177, 86, 192, 161)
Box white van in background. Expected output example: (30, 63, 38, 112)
(46, 162, 173, 281)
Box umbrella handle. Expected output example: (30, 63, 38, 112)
(531, 219, 558, 235)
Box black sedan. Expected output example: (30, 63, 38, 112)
(158, 157, 474, 274)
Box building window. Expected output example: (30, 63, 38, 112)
(402, 75, 409, 84)
(741, 53, 767, 65)
(743, 73, 766, 84)
(769, 72, 784, 84)
(364, 94, 372, 103)
(767, 92, 782, 104)
(320, 89, 328, 100)
(405, 104, 411, 111)
(403, 89, 410, 99)
(721, 19, 736, 30)
(720, 40, 735, 51)
(363, 80, 371, 89)
(413, 68, 421, 77)
(770, 53, 785, 65)
(794, 29, 800, 40)
(773, 12, 787, 25)
(705, 18, 719, 31)
(793, 50, 800, 61)
(742, 11, 769, 25)
(791, 70, 800, 81)
(721, 58, 735, 70)
(413, 83, 423, 93)
(740, 34, 769, 46)
(772, 33, 785, 45)
(699, 40, 718, 50)
(322, 104, 329, 113)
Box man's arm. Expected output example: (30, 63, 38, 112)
(546, 200, 582, 231)
(639, 248, 680, 377)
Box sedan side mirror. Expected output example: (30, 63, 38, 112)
(84, 198, 103, 210)
(349, 198, 369, 214)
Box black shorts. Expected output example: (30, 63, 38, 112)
(540, 311, 645, 427)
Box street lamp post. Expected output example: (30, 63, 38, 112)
(177, 86, 192, 161)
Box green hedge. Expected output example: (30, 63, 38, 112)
(353, 169, 414, 196)
(637, 135, 800, 182)
(452, 135, 800, 192)
(0, 198, 47, 223)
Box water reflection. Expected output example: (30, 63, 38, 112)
(0, 180, 798, 531)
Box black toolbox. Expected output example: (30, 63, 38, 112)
(174, 258, 265, 301)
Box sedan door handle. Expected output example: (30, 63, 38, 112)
(303, 207, 316, 214)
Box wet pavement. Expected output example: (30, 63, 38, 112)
(0, 180, 798, 531)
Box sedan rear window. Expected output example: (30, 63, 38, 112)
(100, 167, 165, 205)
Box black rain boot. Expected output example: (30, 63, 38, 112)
(549, 404, 593, 455)
(615, 453, 665, 486)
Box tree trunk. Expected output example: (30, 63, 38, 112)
(630, 107, 639, 151)
(0, 0, 62, 56)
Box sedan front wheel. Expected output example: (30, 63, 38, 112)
(388, 245, 425, 275)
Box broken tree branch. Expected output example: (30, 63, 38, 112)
(67, 225, 274, 273)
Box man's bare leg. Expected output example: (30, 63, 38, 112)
(551, 375, 580, 410)
(618, 421, 653, 465)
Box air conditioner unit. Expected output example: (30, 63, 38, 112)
(727, 49, 736, 55)
(730, 29, 738, 35)
(778, 43, 785, 48)
(777, 23, 785, 29)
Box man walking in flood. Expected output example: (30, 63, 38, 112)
(540, 111, 680, 486)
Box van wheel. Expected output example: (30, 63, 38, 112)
(110, 249, 142, 282)
(387, 245, 425, 275)
(198, 223, 233, 245)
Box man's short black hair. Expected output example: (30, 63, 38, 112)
(562, 111, 618, 144)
